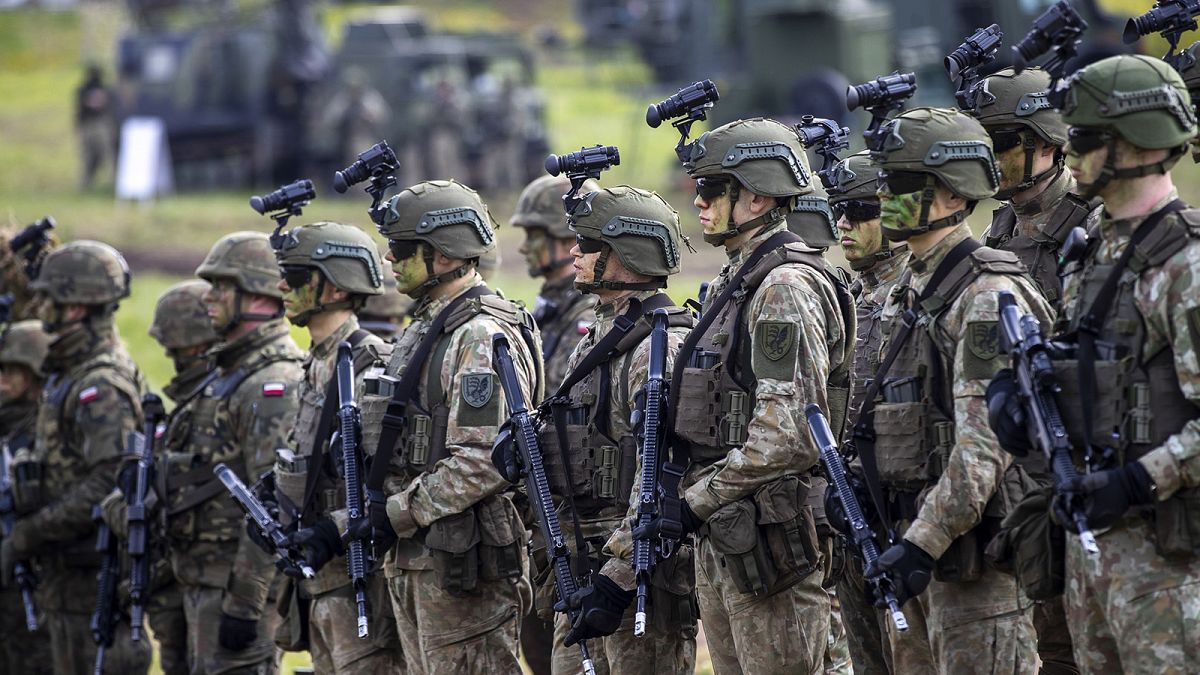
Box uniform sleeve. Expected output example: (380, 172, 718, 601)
(905, 279, 1053, 559)
(221, 362, 301, 619)
(392, 319, 535, 527)
(684, 267, 839, 520)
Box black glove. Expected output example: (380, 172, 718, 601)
(632, 499, 703, 542)
(867, 539, 934, 607)
(286, 519, 344, 572)
(490, 421, 521, 484)
(986, 369, 1033, 457)
(824, 469, 876, 539)
(345, 499, 397, 559)
(561, 574, 634, 647)
(244, 517, 276, 556)
(217, 613, 258, 651)
(1059, 462, 1155, 531)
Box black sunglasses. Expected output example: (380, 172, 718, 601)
(280, 265, 313, 290)
(387, 238, 422, 261)
(695, 176, 731, 202)
(1066, 127, 1112, 156)
(876, 170, 929, 195)
(575, 235, 605, 254)
(832, 199, 881, 223)
(988, 128, 1025, 154)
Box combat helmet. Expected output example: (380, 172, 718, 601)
(273, 221, 383, 327)
(684, 117, 814, 245)
(511, 174, 598, 276)
(380, 180, 497, 295)
(967, 67, 1068, 199)
(1061, 54, 1197, 197)
(196, 231, 285, 332)
(0, 320, 50, 377)
(571, 186, 687, 292)
(29, 240, 130, 307)
(872, 107, 999, 241)
(828, 151, 894, 271)
(148, 280, 219, 350)
(787, 181, 838, 249)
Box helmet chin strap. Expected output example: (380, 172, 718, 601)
(993, 132, 1064, 201)
(880, 174, 969, 242)
(1077, 138, 1185, 201)
(702, 182, 791, 246)
(215, 287, 284, 335)
(287, 275, 357, 328)
(573, 244, 665, 293)
(406, 247, 476, 298)
(848, 246, 895, 272)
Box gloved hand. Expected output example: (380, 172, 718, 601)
(244, 517, 275, 556)
(986, 369, 1033, 457)
(491, 421, 521, 484)
(561, 574, 635, 647)
(344, 499, 398, 559)
(217, 613, 258, 651)
(824, 469, 877, 539)
(286, 519, 344, 572)
(632, 499, 703, 542)
(1059, 462, 1155, 531)
(867, 539, 934, 606)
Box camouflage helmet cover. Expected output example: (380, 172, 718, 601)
(28, 240, 131, 305)
(148, 280, 219, 349)
(968, 67, 1068, 145)
(873, 107, 1000, 201)
(572, 186, 685, 278)
(684, 118, 815, 197)
(380, 180, 498, 260)
(195, 231, 284, 299)
(510, 175, 599, 238)
(0, 320, 50, 375)
(1061, 54, 1197, 149)
(827, 150, 880, 203)
(275, 221, 384, 296)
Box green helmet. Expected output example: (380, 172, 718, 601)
(511, 175, 599, 239)
(828, 151, 880, 203)
(1061, 54, 1196, 150)
(380, 179, 497, 259)
(968, 67, 1068, 145)
(148, 280, 218, 350)
(571, 186, 686, 292)
(0, 320, 50, 375)
(787, 182, 838, 249)
(196, 231, 284, 299)
(873, 107, 998, 240)
(275, 222, 384, 297)
(29, 240, 130, 306)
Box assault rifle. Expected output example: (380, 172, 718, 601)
(214, 463, 317, 579)
(996, 291, 1100, 555)
(492, 334, 596, 675)
(334, 342, 371, 639)
(806, 404, 908, 631)
(127, 394, 165, 642)
(9, 216, 55, 278)
(0, 445, 38, 632)
(92, 434, 137, 675)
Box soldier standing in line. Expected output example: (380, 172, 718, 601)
(509, 174, 598, 674)
(826, 150, 922, 675)
(269, 221, 404, 672)
(0, 241, 152, 674)
(349, 179, 538, 673)
(0, 320, 53, 675)
(161, 232, 304, 673)
(861, 107, 1048, 673)
(991, 54, 1200, 674)
(527, 185, 699, 674)
(357, 274, 412, 341)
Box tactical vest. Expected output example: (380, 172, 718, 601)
(674, 240, 854, 465)
(1053, 209, 1200, 557)
(539, 302, 693, 515)
(534, 286, 592, 374)
(986, 193, 1095, 306)
(847, 277, 894, 438)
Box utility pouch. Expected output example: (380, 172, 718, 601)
(755, 476, 821, 578)
(538, 406, 589, 497)
(1051, 359, 1127, 451)
(10, 450, 45, 513)
(358, 386, 394, 461)
(985, 486, 1065, 600)
(650, 545, 699, 639)
(425, 509, 481, 596)
(706, 497, 777, 596)
(273, 577, 311, 652)
(272, 454, 308, 529)
(476, 494, 524, 581)
(674, 366, 723, 452)
(1153, 486, 1200, 560)
(873, 402, 929, 484)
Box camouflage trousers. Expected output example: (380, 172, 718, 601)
(834, 551, 892, 675)
(308, 577, 405, 673)
(387, 566, 531, 674)
(180, 583, 279, 674)
(1064, 515, 1200, 674)
(148, 581, 189, 675)
(823, 588, 852, 674)
(0, 585, 54, 674)
(549, 601, 697, 675)
(1031, 597, 1078, 675)
(884, 565, 1037, 674)
(696, 534, 830, 675)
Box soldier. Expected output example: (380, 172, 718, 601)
(269, 221, 404, 672)
(510, 172, 598, 674)
(349, 179, 537, 673)
(162, 232, 304, 673)
(524, 185, 698, 674)
(827, 150, 919, 675)
(357, 274, 412, 340)
(0, 320, 53, 675)
(992, 54, 1200, 674)
(0, 241, 152, 674)
(858, 108, 1049, 673)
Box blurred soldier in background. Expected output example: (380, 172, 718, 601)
(357, 273, 412, 340)
(76, 63, 114, 190)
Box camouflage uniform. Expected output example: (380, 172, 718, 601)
(532, 278, 596, 393)
(4, 242, 152, 674)
(164, 233, 303, 674)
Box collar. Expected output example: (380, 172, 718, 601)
(44, 319, 117, 374)
(595, 289, 659, 322)
(726, 221, 789, 267)
(1012, 169, 1075, 218)
(1099, 188, 1180, 244)
(539, 275, 578, 301)
(0, 400, 37, 438)
(858, 244, 910, 294)
(412, 273, 488, 322)
(163, 360, 213, 403)
(210, 320, 293, 370)
(907, 223, 973, 296)
(312, 315, 362, 360)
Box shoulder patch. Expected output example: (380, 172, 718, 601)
(79, 386, 99, 404)
(757, 321, 796, 361)
(460, 373, 494, 408)
(966, 321, 1000, 361)
(577, 319, 591, 335)
(262, 382, 287, 397)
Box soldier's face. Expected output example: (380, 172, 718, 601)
(387, 243, 429, 296)
(837, 213, 884, 262)
(519, 228, 550, 276)
(876, 183, 924, 237)
(0, 363, 33, 403)
(202, 279, 238, 331)
(279, 268, 320, 322)
(694, 180, 733, 237)
(570, 238, 600, 287)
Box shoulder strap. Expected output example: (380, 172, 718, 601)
(1041, 192, 1095, 244)
(548, 295, 667, 401)
(985, 205, 1018, 248)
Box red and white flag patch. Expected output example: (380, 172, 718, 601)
(262, 383, 287, 397)
(79, 386, 99, 404)
(576, 320, 591, 335)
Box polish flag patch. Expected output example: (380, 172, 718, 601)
(78, 386, 99, 404)
(262, 383, 287, 397)
(155, 422, 167, 438)
(576, 320, 591, 335)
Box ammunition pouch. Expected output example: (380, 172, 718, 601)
(985, 486, 1065, 600)
(272, 455, 308, 530)
(425, 494, 524, 596)
(10, 449, 45, 513)
(1051, 358, 1127, 457)
(674, 357, 751, 464)
(273, 577, 311, 652)
(649, 545, 699, 639)
(872, 401, 953, 488)
(1151, 486, 1200, 560)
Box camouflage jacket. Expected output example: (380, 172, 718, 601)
(161, 359, 213, 405)
(1059, 189, 1200, 499)
(164, 320, 303, 621)
(846, 245, 910, 438)
(1, 400, 38, 515)
(879, 224, 1053, 559)
(532, 276, 596, 393)
(683, 222, 852, 521)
